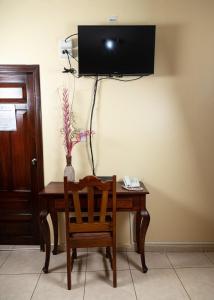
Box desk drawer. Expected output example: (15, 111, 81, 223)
(54, 198, 133, 210)
(54, 198, 87, 210)
(54, 199, 65, 210)
(108, 198, 133, 209)
(117, 199, 133, 209)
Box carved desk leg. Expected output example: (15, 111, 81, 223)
(136, 209, 150, 273)
(40, 210, 51, 273)
(50, 210, 58, 255)
(136, 211, 141, 254)
(40, 232, 45, 252)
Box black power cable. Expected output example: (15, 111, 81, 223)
(62, 50, 79, 78)
(89, 76, 99, 176)
(65, 50, 72, 70)
(65, 33, 78, 42)
(88, 75, 144, 175)
(108, 75, 143, 82)
(97, 75, 143, 82)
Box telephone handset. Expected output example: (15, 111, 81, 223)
(122, 176, 143, 191)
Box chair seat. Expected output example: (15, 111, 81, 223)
(70, 231, 113, 248)
(71, 232, 112, 238)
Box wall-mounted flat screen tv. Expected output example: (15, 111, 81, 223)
(78, 25, 156, 76)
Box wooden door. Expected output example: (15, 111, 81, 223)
(0, 65, 44, 244)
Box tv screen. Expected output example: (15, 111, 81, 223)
(78, 25, 156, 76)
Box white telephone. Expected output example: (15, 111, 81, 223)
(123, 176, 142, 190)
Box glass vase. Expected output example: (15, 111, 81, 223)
(64, 156, 75, 182)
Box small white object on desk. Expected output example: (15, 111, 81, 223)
(123, 176, 141, 189)
(122, 185, 144, 191)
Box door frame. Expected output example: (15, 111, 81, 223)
(0, 65, 44, 243)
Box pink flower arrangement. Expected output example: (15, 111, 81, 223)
(61, 87, 93, 157)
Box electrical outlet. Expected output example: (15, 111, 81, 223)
(108, 16, 118, 22)
(59, 39, 72, 58)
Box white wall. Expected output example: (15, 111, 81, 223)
(0, 0, 214, 246)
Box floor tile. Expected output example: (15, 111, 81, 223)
(50, 251, 87, 272)
(14, 245, 40, 250)
(116, 252, 130, 270)
(32, 272, 85, 300)
(0, 274, 39, 300)
(87, 247, 103, 252)
(167, 252, 213, 268)
(131, 268, 189, 300)
(0, 245, 14, 250)
(1, 249, 214, 300)
(86, 250, 129, 271)
(84, 270, 136, 300)
(0, 249, 44, 274)
(127, 251, 172, 270)
(205, 252, 214, 264)
(176, 267, 214, 300)
(86, 251, 111, 271)
(0, 251, 11, 267)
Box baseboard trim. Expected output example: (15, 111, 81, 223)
(144, 242, 214, 252)
(54, 241, 214, 253)
(117, 242, 214, 252)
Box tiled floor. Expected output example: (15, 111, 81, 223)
(0, 246, 214, 299)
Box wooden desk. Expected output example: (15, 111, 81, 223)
(39, 181, 150, 273)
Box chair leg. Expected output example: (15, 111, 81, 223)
(112, 245, 117, 288)
(106, 247, 113, 269)
(66, 244, 71, 290)
(72, 248, 77, 259)
(106, 246, 110, 258)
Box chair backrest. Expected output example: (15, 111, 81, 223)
(64, 175, 116, 234)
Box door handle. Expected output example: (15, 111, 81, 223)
(31, 158, 37, 166)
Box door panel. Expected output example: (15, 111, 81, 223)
(0, 132, 11, 189)
(11, 109, 31, 189)
(0, 65, 44, 244)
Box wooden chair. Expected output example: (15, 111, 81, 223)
(64, 175, 117, 290)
